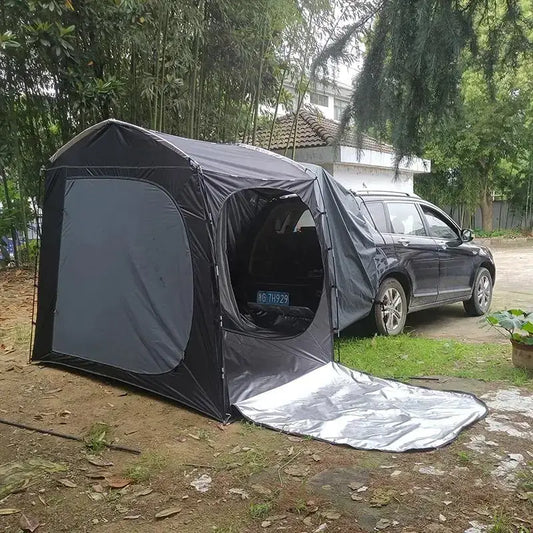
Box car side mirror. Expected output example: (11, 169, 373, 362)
(461, 228, 474, 242)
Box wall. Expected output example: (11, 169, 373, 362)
(332, 164, 414, 193)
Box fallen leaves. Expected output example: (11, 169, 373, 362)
(133, 487, 153, 497)
(155, 507, 182, 519)
(19, 513, 40, 532)
(251, 484, 272, 497)
(57, 478, 77, 488)
(418, 466, 445, 476)
(106, 476, 132, 489)
(0, 508, 20, 515)
(85, 455, 113, 467)
(284, 464, 310, 477)
(228, 488, 249, 500)
(375, 518, 392, 530)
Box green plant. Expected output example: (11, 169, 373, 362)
(457, 451, 472, 464)
(486, 309, 533, 345)
(293, 499, 308, 514)
(517, 462, 533, 492)
(85, 422, 110, 453)
(488, 510, 512, 533)
(124, 452, 167, 482)
(249, 502, 272, 519)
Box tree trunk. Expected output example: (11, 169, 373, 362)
(251, 31, 267, 146)
(1, 174, 19, 267)
(479, 191, 493, 232)
(268, 49, 290, 150)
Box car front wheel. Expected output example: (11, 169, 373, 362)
(374, 278, 407, 336)
(463, 267, 493, 316)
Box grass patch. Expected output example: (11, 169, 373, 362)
(249, 502, 272, 519)
(124, 452, 167, 483)
(473, 228, 525, 239)
(488, 510, 512, 533)
(517, 462, 533, 492)
(239, 421, 262, 435)
(292, 499, 308, 515)
(85, 422, 110, 453)
(338, 335, 532, 388)
(457, 451, 472, 465)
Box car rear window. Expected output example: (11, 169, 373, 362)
(365, 202, 389, 233)
(386, 202, 426, 236)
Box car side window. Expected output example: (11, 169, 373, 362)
(365, 202, 389, 233)
(421, 206, 459, 240)
(385, 202, 426, 236)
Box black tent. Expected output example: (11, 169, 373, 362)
(33, 119, 379, 421)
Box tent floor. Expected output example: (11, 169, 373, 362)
(234, 362, 487, 452)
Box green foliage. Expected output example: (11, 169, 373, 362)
(85, 422, 111, 453)
(1, 0, 335, 264)
(414, 0, 532, 231)
(457, 451, 472, 465)
(249, 502, 272, 519)
(124, 452, 167, 483)
(488, 510, 512, 533)
(472, 229, 524, 238)
(338, 334, 532, 387)
(317, 0, 530, 159)
(313, 0, 531, 232)
(486, 309, 533, 345)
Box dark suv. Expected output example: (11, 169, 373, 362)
(353, 191, 495, 335)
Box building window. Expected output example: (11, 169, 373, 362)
(334, 99, 347, 121)
(309, 92, 328, 107)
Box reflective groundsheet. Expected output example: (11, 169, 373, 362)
(235, 362, 487, 452)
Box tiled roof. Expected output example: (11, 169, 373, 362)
(254, 110, 395, 154)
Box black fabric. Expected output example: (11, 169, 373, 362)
(303, 165, 380, 330)
(53, 178, 193, 374)
(33, 168, 66, 358)
(35, 122, 227, 420)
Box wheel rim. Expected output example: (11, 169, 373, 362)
(476, 273, 491, 311)
(381, 287, 403, 332)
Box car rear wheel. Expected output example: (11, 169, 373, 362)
(463, 267, 493, 316)
(374, 278, 407, 336)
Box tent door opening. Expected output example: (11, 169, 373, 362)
(225, 190, 324, 336)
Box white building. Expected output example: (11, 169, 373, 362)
(281, 79, 352, 122)
(255, 110, 430, 194)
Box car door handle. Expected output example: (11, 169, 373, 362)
(397, 237, 410, 246)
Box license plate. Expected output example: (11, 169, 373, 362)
(256, 290, 290, 306)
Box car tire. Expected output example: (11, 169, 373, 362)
(463, 267, 493, 316)
(374, 278, 407, 336)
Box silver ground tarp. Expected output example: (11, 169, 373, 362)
(235, 362, 487, 452)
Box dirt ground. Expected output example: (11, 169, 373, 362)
(407, 244, 533, 343)
(1, 268, 532, 533)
